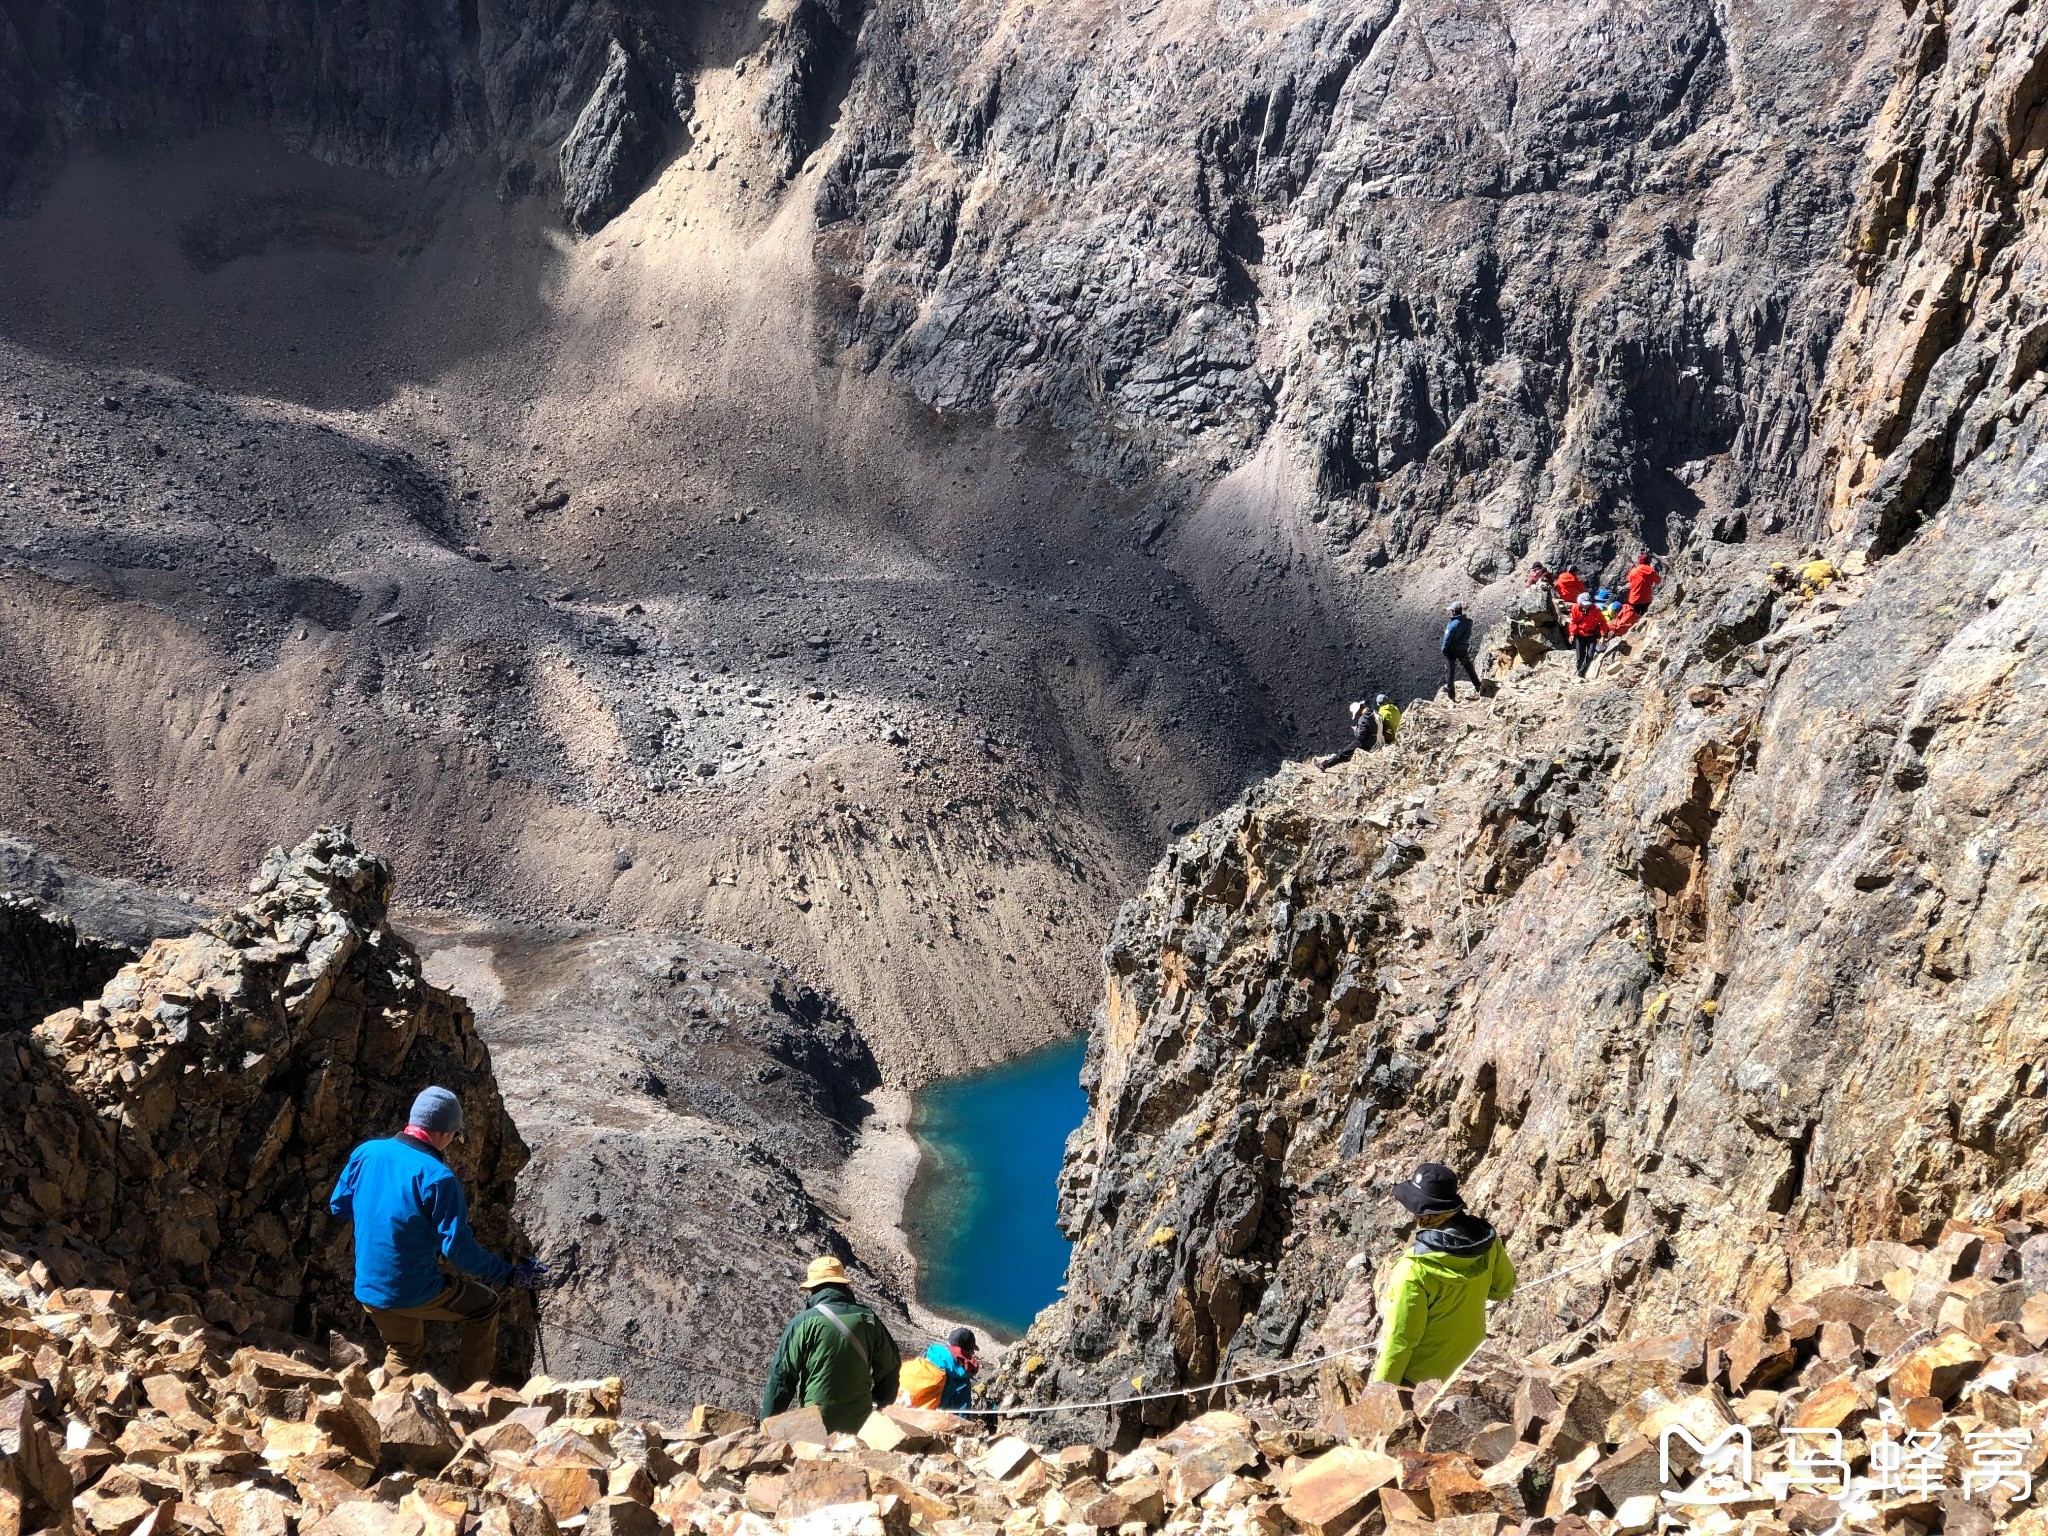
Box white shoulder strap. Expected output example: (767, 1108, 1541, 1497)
(812, 1301, 869, 1363)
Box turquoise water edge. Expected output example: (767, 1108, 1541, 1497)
(903, 1034, 1088, 1340)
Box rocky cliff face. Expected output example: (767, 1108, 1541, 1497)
(0, 0, 1948, 1101)
(820, 0, 1895, 561)
(0, 828, 535, 1379)
(996, 0, 2048, 1429)
(1814, 0, 2048, 562)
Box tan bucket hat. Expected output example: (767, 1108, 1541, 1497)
(802, 1255, 851, 1289)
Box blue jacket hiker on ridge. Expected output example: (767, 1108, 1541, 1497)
(1441, 603, 1483, 702)
(328, 1086, 544, 1385)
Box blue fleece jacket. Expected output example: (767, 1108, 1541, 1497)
(923, 1342, 975, 1410)
(328, 1134, 509, 1308)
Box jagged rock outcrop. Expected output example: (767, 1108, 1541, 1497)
(1814, 0, 2048, 560)
(1005, 464, 2044, 1427)
(0, 828, 533, 1378)
(561, 41, 670, 235)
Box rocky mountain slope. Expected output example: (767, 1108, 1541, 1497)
(1002, 0, 2048, 1434)
(0, 0, 1937, 1083)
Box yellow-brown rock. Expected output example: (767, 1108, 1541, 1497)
(1279, 1447, 1397, 1536)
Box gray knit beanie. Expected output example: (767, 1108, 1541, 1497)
(409, 1086, 464, 1136)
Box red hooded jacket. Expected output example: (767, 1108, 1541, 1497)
(1566, 601, 1608, 641)
(1553, 571, 1588, 605)
(1625, 561, 1662, 608)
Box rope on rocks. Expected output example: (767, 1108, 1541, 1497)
(986, 1230, 1655, 1419)
(514, 1232, 1654, 1424)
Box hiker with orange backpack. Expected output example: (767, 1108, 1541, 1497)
(897, 1326, 979, 1411)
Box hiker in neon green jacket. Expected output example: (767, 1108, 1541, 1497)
(762, 1255, 901, 1431)
(1371, 1162, 1516, 1385)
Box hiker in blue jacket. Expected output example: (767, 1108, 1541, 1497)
(1441, 603, 1483, 701)
(328, 1086, 544, 1384)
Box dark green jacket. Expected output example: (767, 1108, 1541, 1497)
(761, 1285, 901, 1432)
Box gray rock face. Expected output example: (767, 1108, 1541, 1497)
(0, 1, 690, 228)
(2, 0, 1907, 574)
(0, 894, 129, 1032)
(1811, 0, 2048, 560)
(560, 41, 667, 235)
(815, 0, 1902, 569)
(0, 832, 209, 949)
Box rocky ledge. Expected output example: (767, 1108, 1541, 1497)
(7, 1214, 2048, 1536)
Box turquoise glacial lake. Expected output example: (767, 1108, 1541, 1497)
(904, 1034, 1088, 1339)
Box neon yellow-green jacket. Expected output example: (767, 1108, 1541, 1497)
(1370, 1217, 1516, 1385)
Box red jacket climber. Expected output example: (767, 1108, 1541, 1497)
(1566, 594, 1607, 677)
(1553, 568, 1588, 606)
(1624, 556, 1662, 612)
(1565, 597, 1607, 641)
(1525, 562, 1552, 587)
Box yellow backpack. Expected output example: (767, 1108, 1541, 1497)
(896, 1354, 948, 1409)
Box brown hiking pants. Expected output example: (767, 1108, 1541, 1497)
(366, 1276, 502, 1385)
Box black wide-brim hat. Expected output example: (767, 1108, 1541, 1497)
(1391, 1162, 1466, 1216)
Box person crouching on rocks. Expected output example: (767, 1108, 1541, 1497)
(1369, 1162, 1516, 1389)
(898, 1326, 981, 1411)
(763, 1255, 902, 1432)
(328, 1086, 545, 1386)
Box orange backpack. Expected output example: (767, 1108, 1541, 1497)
(896, 1354, 948, 1409)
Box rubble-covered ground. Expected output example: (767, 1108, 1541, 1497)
(8, 1210, 2048, 1536)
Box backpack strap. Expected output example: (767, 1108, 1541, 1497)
(812, 1302, 869, 1364)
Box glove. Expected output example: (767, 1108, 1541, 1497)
(509, 1259, 549, 1290)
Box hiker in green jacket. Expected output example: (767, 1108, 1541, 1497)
(761, 1255, 901, 1432)
(1370, 1162, 1516, 1387)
